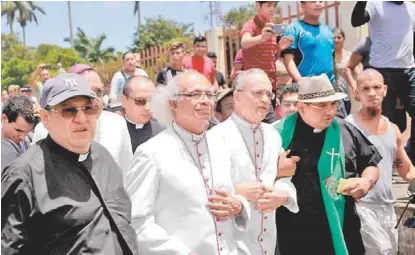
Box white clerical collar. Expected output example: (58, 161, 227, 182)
(78, 152, 89, 162)
(126, 116, 145, 129)
(232, 112, 261, 131)
(313, 128, 323, 133)
(172, 121, 205, 143)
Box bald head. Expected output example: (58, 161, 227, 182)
(234, 68, 271, 90)
(79, 70, 104, 89)
(174, 70, 211, 91)
(123, 76, 154, 97)
(357, 68, 384, 88)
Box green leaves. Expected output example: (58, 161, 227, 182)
(1, 33, 84, 91)
(65, 27, 115, 64)
(222, 4, 256, 29)
(131, 16, 194, 51)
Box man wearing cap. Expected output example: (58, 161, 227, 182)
(1, 73, 138, 254)
(121, 75, 164, 153)
(32, 64, 133, 177)
(274, 73, 381, 255)
(215, 88, 234, 122)
(210, 69, 298, 255)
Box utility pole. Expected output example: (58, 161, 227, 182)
(208, 1, 214, 29)
(67, 1, 74, 47)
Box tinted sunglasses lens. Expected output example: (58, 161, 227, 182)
(134, 98, 147, 106)
(83, 105, 99, 115)
(60, 105, 98, 118)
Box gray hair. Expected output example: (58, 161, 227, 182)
(150, 75, 180, 128)
(234, 68, 269, 90)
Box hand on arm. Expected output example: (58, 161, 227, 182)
(257, 186, 288, 213)
(277, 149, 300, 179)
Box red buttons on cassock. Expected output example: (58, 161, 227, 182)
(263, 228, 267, 232)
(218, 232, 222, 237)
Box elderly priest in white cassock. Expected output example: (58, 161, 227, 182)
(125, 70, 250, 255)
(210, 69, 299, 255)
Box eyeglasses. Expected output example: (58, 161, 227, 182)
(47, 104, 100, 119)
(237, 89, 275, 100)
(92, 88, 106, 98)
(306, 101, 341, 111)
(281, 101, 298, 108)
(125, 95, 149, 106)
(177, 90, 216, 100)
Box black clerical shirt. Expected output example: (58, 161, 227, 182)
(126, 118, 164, 153)
(1, 136, 138, 255)
(276, 116, 382, 255)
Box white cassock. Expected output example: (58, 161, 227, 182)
(209, 113, 299, 255)
(126, 122, 250, 255)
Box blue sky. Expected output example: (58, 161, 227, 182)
(1, 1, 251, 52)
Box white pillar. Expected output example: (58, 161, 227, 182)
(339, 1, 369, 51)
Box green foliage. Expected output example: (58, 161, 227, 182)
(222, 4, 256, 29)
(1, 33, 84, 90)
(131, 16, 194, 51)
(64, 27, 116, 64)
(1, 1, 46, 44)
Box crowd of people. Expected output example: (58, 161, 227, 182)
(2, 1, 415, 255)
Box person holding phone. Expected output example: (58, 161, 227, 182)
(28, 63, 51, 101)
(240, 1, 293, 124)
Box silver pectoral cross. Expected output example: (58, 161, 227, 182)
(326, 148, 340, 175)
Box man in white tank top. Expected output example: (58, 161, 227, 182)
(345, 69, 415, 255)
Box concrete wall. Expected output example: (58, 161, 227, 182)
(338, 1, 369, 51)
(206, 27, 226, 75)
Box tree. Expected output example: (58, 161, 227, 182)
(17, 2, 45, 45)
(222, 4, 256, 29)
(1, 33, 84, 91)
(1, 2, 45, 45)
(65, 27, 116, 63)
(131, 16, 194, 51)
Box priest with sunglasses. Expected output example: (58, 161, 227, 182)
(121, 75, 164, 153)
(1, 73, 138, 254)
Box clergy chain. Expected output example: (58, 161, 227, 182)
(172, 126, 221, 254)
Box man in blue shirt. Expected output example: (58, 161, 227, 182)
(282, 1, 335, 85)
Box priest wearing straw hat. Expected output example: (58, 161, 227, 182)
(274, 74, 381, 255)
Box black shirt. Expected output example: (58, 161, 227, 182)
(126, 118, 164, 153)
(1, 136, 138, 255)
(276, 116, 382, 255)
(156, 66, 185, 86)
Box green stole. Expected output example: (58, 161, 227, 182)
(274, 113, 348, 255)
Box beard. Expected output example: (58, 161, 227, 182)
(365, 107, 379, 118)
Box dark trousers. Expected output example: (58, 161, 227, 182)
(374, 67, 415, 161)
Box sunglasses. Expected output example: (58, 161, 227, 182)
(126, 95, 149, 106)
(47, 104, 100, 119)
(93, 88, 106, 98)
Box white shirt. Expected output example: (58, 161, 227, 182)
(126, 122, 250, 255)
(366, 1, 415, 68)
(109, 68, 148, 101)
(209, 113, 298, 255)
(32, 111, 133, 180)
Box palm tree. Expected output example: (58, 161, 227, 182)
(17, 2, 45, 45)
(1, 1, 45, 45)
(65, 27, 116, 63)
